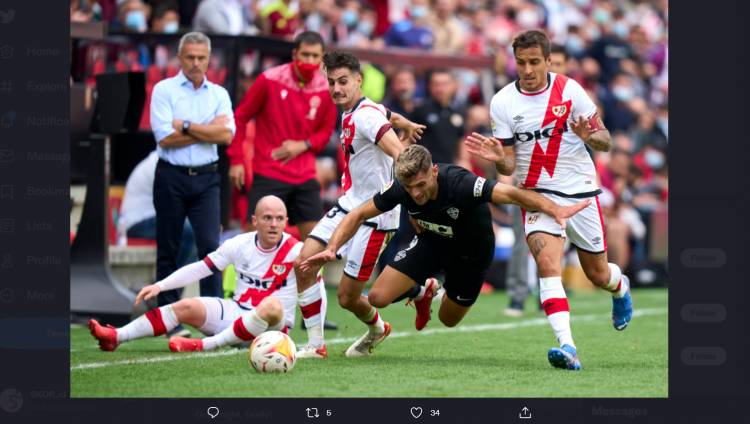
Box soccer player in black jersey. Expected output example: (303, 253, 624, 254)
(299, 144, 588, 340)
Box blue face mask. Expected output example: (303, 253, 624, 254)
(342, 10, 358, 27)
(125, 10, 147, 32)
(411, 6, 428, 19)
(566, 35, 585, 55)
(644, 150, 665, 169)
(612, 21, 630, 39)
(163, 21, 179, 34)
(613, 85, 634, 102)
(592, 8, 611, 24)
(357, 21, 374, 36)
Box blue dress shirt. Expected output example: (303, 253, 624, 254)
(150, 71, 236, 167)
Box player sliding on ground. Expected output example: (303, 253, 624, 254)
(300, 145, 588, 354)
(292, 51, 426, 359)
(88, 195, 315, 352)
(466, 29, 634, 370)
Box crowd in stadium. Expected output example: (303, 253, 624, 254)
(71, 0, 668, 300)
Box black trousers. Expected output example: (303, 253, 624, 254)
(153, 160, 223, 306)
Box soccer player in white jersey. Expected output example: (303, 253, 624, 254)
(293, 51, 426, 359)
(88, 195, 310, 352)
(465, 30, 633, 371)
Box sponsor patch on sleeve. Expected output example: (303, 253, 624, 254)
(473, 177, 486, 197)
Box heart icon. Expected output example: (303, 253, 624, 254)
(410, 407, 423, 419)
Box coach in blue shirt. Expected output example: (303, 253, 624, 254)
(150, 32, 235, 312)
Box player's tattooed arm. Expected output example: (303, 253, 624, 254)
(571, 114, 611, 152)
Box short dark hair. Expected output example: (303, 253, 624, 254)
(293, 31, 325, 50)
(512, 30, 551, 58)
(550, 43, 567, 60)
(323, 51, 361, 75)
(427, 68, 454, 83)
(152, 2, 178, 21)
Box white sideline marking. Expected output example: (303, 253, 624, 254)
(71, 307, 665, 371)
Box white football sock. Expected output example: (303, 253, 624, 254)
(299, 280, 326, 347)
(539, 276, 574, 348)
(202, 310, 268, 351)
(117, 305, 178, 342)
(358, 305, 385, 334)
(604, 263, 628, 298)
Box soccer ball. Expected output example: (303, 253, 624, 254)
(248, 331, 296, 373)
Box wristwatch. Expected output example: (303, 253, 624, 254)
(182, 120, 191, 135)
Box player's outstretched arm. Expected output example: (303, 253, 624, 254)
(389, 111, 426, 145)
(490, 183, 591, 229)
(378, 128, 409, 160)
(134, 260, 215, 306)
(464, 132, 516, 175)
(300, 199, 384, 272)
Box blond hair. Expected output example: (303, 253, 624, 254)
(395, 144, 433, 181)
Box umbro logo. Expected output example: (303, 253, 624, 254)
(513, 115, 524, 122)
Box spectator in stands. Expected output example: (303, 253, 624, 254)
(228, 31, 336, 241)
(71, 0, 99, 23)
(193, 0, 256, 35)
(298, 0, 323, 33)
(149, 32, 235, 314)
(428, 0, 466, 54)
(602, 73, 639, 133)
(118, 0, 150, 33)
(259, 0, 298, 39)
(586, 10, 637, 85)
(549, 43, 568, 75)
(411, 69, 465, 164)
(382, 67, 418, 117)
(383, 0, 434, 50)
(341, 3, 378, 48)
(314, 0, 349, 45)
(150, 3, 180, 34)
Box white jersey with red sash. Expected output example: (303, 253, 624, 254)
(338, 97, 399, 230)
(204, 232, 301, 319)
(490, 72, 602, 196)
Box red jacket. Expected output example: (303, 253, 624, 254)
(229, 63, 336, 184)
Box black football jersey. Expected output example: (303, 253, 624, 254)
(373, 164, 496, 256)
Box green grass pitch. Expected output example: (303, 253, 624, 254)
(70, 288, 667, 397)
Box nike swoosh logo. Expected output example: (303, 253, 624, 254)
(407, 211, 420, 215)
(456, 296, 471, 301)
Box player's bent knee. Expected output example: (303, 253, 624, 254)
(257, 297, 283, 323)
(367, 290, 389, 309)
(171, 299, 193, 321)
